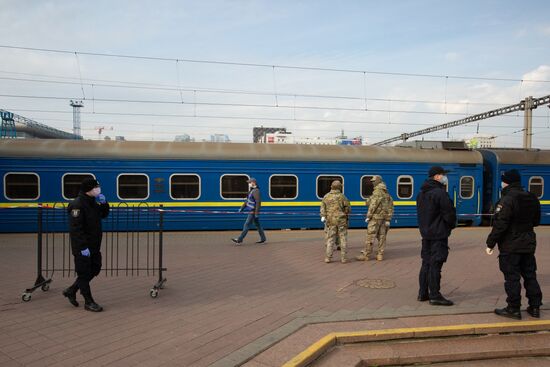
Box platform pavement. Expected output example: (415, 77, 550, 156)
(0, 226, 549, 367)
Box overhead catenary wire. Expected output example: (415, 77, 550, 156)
(3, 93, 550, 118)
(0, 75, 516, 107)
(74, 52, 86, 99)
(39, 116, 544, 132)
(5, 106, 548, 128)
(1, 44, 549, 83)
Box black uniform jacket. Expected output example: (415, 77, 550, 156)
(416, 179, 457, 240)
(486, 182, 541, 253)
(67, 192, 110, 254)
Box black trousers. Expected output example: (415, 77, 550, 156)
(419, 238, 449, 299)
(70, 252, 102, 302)
(498, 252, 543, 309)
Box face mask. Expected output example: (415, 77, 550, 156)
(90, 187, 101, 197)
(439, 175, 448, 185)
(248, 184, 253, 190)
(501, 182, 508, 189)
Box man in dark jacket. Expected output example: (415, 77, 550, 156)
(486, 169, 542, 320)
(63, 178, 109, 312)
(232, 177, 267, 245)
(416, 166, 456, 306)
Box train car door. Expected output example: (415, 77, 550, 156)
(455, 175, 476, 225)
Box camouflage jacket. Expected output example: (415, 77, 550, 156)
(320, 190, 351, 226)
(366, 183, 394, 221)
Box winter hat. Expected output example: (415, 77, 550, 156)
(428, 166, 451, 177)
(81, 178, 100, 193)
(501, 169, 521, 184)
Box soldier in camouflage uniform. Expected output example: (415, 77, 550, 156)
(357, 176, 394, 261)
(320, 180, 351, 263)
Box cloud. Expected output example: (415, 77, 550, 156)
(444, 52, 460, 62)
(539, 25, 550, 36)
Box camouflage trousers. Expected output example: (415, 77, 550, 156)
(362, 219, 388, 257)
(325, 224, 347, 260)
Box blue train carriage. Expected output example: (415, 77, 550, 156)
(479, 148, 550, 225)
(0, 139, 483, 232)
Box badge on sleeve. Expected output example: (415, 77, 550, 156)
(71, 209, 80, 218)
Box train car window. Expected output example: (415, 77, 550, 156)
(269, 175, 298, 199)
(221, 174, 249, 199)
(397, 176, 413, 199)
(317, 175, 343, 199)
(62, 173, 95, 200)
(170, 174, 200, 199)
(528, 177, 544, 199)
(360, 175, 378, 199)
(117, 174, 149, 200)
(460, 176, 474, 199)
(4, 173, 39, 200)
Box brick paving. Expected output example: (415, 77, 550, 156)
(0, 227, 549, 366)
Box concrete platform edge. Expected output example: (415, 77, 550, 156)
(210, 305, 550, 367)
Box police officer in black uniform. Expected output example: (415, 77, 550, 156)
(416, 166, 456, 306)
(486, 169, 543, 320)
(63, 178, 109, 312)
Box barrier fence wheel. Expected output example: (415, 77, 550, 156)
(22, 293, 31, 302)
(41, 284, 50, 292)
(150, 289, 159, 298)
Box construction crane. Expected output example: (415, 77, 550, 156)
(94, 126, 113, 140)
(372, 94, 550, 148)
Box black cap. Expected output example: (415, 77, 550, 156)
(428, 166, 451, 177)
(501, 169, 521, 184)
(80, 178, 99, 193)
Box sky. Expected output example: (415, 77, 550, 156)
(0, 0, 549, 147)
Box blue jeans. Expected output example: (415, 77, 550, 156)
(237, 213, 266, 242)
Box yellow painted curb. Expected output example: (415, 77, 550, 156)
(282, 320, 550, 367)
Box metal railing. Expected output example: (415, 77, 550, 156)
(22, 203, 167, 301)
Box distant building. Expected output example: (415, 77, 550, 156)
(339, 137, 363, 145)
(210, 134, 230, 143)
(115, 136, 126, 141)
(174, 134, 194, 142)
(467, 135, 495, 149)
(261, 130, 363, 145)
(261, 130, 294, 144)
(253, 126, 287, 143)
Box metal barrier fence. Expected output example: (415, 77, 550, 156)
(22, 203, 167, 302)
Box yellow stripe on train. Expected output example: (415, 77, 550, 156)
(0, 201, 418, 208)
(2, 200, 548, 209)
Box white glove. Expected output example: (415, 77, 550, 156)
(364, 218, 369, 223)
(385, 221, 390, 227)
(486, 247, 494, 255)
(321, 217, 326, 223)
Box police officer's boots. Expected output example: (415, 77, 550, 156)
(527, 306, 540, 318)
(62, 287, 79, 307)
(83, 294, 103, 312)
(494, 306, 521, 320)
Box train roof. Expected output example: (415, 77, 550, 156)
(0, 139, 483, 164)
(478, 148, 550, 165)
